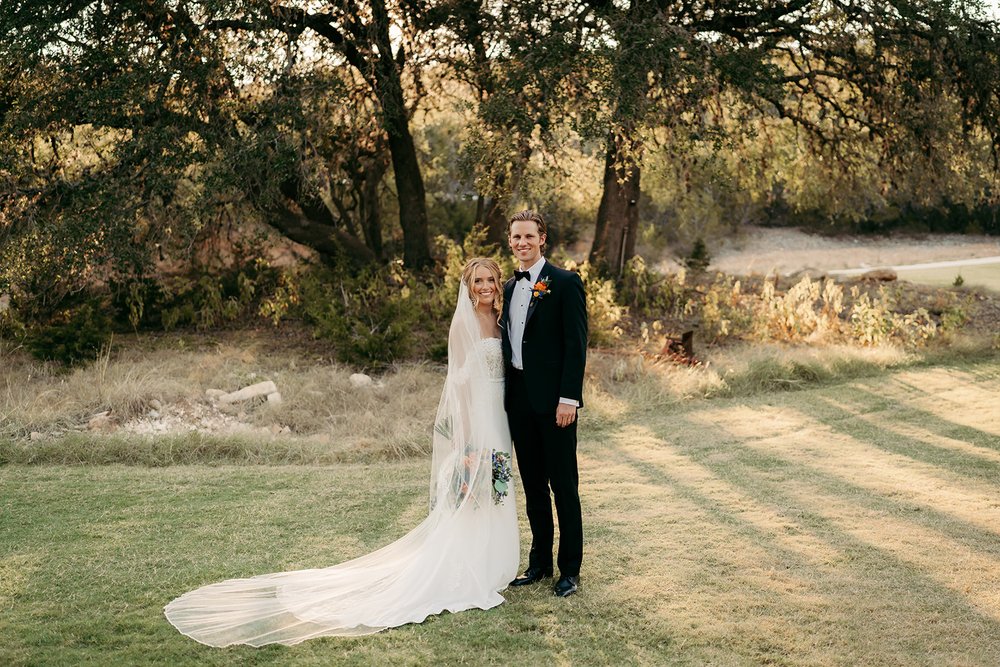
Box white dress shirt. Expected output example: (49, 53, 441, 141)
(508, 258, 578, 408)
(508, 258, 544, 371)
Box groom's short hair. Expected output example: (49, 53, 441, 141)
(508, 209, 547, 238)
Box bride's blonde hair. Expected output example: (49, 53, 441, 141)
(461, 257, 503, 318)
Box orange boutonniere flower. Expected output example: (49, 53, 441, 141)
(531, 276, 552, 301)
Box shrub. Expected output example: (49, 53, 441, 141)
(848, 285, 937, 346)
(695, 274, 753, 343)
(114, 259, 291, 332)
(565, 261, 626, 346)
(28, 299, 113, 366)
(620, 256, 688, 321)
(301, 264, 421, 368)
(0, 293, 26, 340)
(258, 271, 302, 326)
(683, 237, 712, 272)
(753, 276, 845, 341)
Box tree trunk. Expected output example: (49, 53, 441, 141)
(384, 123, 432, 268)
(589, 130, 641, 276)
(371, 0, 432, 269)
(483, 197, 509, 246)
(359, 153, 389, 260)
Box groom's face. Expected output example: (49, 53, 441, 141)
(509, 220, 546, 267)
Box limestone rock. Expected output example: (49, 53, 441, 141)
(266, 392, 283, 406)
(350, 373, 373, 388)
(219, 381, 278, 404)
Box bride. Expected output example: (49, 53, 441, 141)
(164, 258, 519, 646)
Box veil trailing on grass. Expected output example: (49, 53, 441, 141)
(164, 284, 518, 647)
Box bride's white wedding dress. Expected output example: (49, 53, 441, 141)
(164, 286, 519, 646)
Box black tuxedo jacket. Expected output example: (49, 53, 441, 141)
(501, 261, 588, 414)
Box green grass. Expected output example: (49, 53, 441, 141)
(897, 261, 1000, 293)
(3, 358, 1000, 665)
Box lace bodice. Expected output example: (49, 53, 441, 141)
(480, 338, 504, 379)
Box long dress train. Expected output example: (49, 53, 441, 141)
(164, 287, 518, 646)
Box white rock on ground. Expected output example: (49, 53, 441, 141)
(349, 373, 373, 388)
(219, 381, 278, 404)
(266, 392, 282, 406)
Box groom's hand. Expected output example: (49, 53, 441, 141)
(555, 403, 577, 428)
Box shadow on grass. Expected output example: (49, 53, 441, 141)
(806, 389, 1000, 482)
(596, 426, 1000, 664)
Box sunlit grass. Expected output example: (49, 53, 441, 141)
(3, 358, 1000, 665)
(897, 261, 1000, 293)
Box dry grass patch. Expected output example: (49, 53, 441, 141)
(1, 332, 443, 462)
(2, 328, 997, 467)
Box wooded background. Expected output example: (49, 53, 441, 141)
(2, 1, 999, 324)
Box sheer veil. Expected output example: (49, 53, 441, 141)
(429, 282, 495, 512)
(164, 282, 516, 647)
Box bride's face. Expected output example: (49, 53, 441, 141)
(471, 266, 498, 308)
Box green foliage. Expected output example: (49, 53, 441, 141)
(619, 256, 688, 321)
(935, 294, 974, 333)
(117, 260, 288, 333)
(258, 272, 302, 327)
(28, 300, 112, 366)
(684, 238, 712, 272)
(565, 261, 626, 347)
(0, 294, 26, 344)
(301, 264, 421, 368)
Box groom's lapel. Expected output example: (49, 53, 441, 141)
(502, 278, 515, 322)
(524, 262, 553, 330)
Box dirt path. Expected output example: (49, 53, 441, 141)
(707, 226, 1000, 275)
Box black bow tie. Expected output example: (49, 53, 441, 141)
(514, 270, 531, 282)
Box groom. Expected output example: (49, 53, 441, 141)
(501, 209, 588, 598)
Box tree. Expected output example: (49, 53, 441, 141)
(578, 0, 811, 276)
(0, 0, 438, 285)
(578, 0, 1000, 276)
(438, 0, 581, 246)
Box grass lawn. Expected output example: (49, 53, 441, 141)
(3, 358, 1000, 665)
(896, 260, 1000, 293)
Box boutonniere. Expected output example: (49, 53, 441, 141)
(530, 276, 552, 302)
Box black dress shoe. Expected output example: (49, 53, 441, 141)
(553, 575, 579, 597)
(509, 566, 553, 587)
